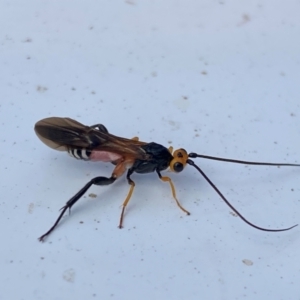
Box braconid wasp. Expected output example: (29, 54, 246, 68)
(35, 117, 299, 241)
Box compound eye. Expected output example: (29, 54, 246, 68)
(173, 162, 184, 172)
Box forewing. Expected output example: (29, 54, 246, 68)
(35, 117, 99, 151)
(92, 134, 148, 159)
(34, 117, 148, 160)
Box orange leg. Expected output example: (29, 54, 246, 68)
(119, 178, 135, 228)
(158, 173, 190, 215)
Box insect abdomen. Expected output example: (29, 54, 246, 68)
(68, 149, 122, 162)
(68, 148, 91, 160)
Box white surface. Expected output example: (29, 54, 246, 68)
(1, 1, 300, 299)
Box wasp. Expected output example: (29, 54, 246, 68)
(35, 117, 299, 241)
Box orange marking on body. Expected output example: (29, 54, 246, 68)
(112, 158, 135, 178)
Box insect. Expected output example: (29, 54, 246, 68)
(35, 117, 299, 241)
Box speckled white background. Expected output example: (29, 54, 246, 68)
(1, 1, 300, 299)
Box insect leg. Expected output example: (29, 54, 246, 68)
(89, 124, 109, 133)
(156, 170, 190, 215)
(119, 168, 135, 228)
(38, 176, 116, 242)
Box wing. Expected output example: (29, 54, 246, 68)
(34, 117, 149, 159)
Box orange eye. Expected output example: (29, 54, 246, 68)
(170, 149, 188, 172)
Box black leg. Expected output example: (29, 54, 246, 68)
(38, 176, 116, 242)
(90, 124, 108, 133)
